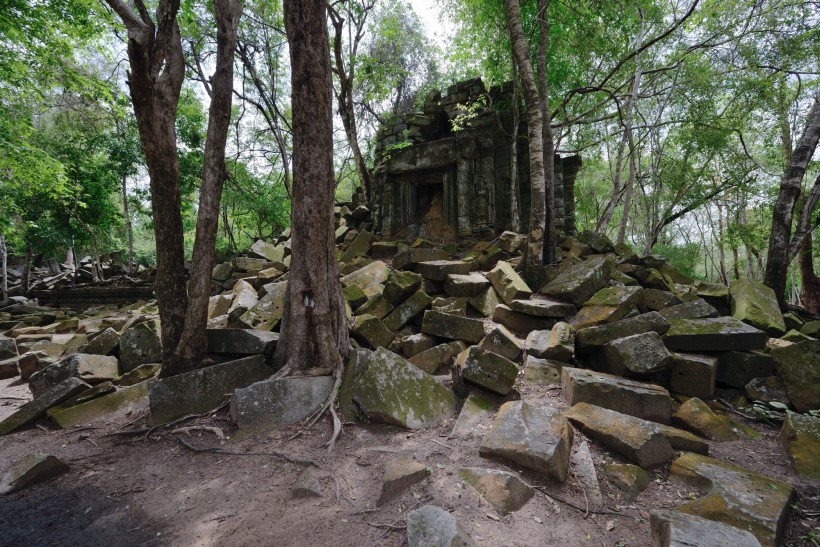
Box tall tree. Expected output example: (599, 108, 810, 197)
(504, 0, 546, 284)
(273, 0, 349, 444)
(764, 89, 820, 307)
(107, 0, 243, 375)
(536, 0, 555, 265)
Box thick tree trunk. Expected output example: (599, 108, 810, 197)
(167, 0, 243, 376)
(107, 0, 187, 367)
(799, 233, 820, 314)
(273, 0, 349, 376)
(536, 0, 556, 266)
(509, 57, 521, 233)
(616, 149, 637, 245)
(764, 89, 820, 307)
(505, 0, 546, 284)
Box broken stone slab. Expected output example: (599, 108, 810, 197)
(378, 459, 430, 505)
(600, 331, 672, 377)
(525, 322, 574, 362)
(212, 261, 233, 282)
(455, 346, 519, 396)
(46, 381, 117, 415)
(565, 403, 674, 469)
(467, 287, 501, 317)
(572, 285, 643, 327)
(0, 356, 19, 379)
(716, 350, 774, 390)
(492, 304, 556, 334)
(450, 391, 494, 438)
(341, 260, 390, 291)
(570, 441, 603, 508)
(650, 510, 762, 547)
(562, 367, 672, 424)
(486, 261, 532, 305)
(668, 452, 793, 546)
(522, 356, 564, 386)
(406, 505, 475, 547)
(769, 340, 820, 412)
(231, 375, 334, 431)
(745, 376, 790, 406)
(206, 329, 278, 356)
(444, 273, 489, 297)
(393, 248, 448, 271)
(238, 282, 286, 329)
(575, 311, 670, 354)
(149, 355, 271, 425)
(509, 297, 577, 318)
(0, 336, 18, 360)
(780, 412, 820, 479)
(659, 299, 719, 321)
(477, 325, 522, 361)
(17, 351, 54, 381)
(233, 256, 270, 272)
(663, 317, 768, 352)
(409, 341, 465, 375)
(672, 398, 760, 441)
(79, 328, 120, 356)
(356, 293, 394, 320)
(0, 453, 69, 495)
(637, 288, 683, 313)
(402, 333, 438, 358)
(541, 255, 615, 306)
(352, 348, 456, 429)
(383, 270, 423, 306)
(340, 231, 376, 262)
(29, 354, 119, 398)
(415, 260, 472, 282)
(458, 467, 534, 514)
(249, 240, 285, 263)
(479, 400, 573, 482)
(291, 466, 323, 498)
(729, 279, 786, 336)
(49, 382, 149, 428)
(383, 291, 433, 331)
(343, 284, 368, 311)
(118, 319, 163, 374)
(668, 353, 717, 399)
(421, 310, 485, 344)
(465, 241, 503, 270)
(603, 463, 648, 502)
(351, 314, 394, 349)
(227, 279, 259, 322)
(0, 377, 90, 436)
(497, 231, 527, 253)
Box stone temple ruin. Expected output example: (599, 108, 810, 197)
(370, 78, 582, 239)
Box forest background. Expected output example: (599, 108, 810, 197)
(0, 0, 818, 306)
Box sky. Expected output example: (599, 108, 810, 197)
(412, 0, 454, 49)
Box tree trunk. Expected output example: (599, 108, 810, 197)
(0, 234, 7, 301)
(509, 53, 521, 233)
(764, 88, 820, 307)
(22, 247, 31, 294)
(273, 0, 349, 377)
(166, 0, 243, 376)
(505, 0, 546, 284)
(536, 0, 556, 266)
(121, 174, 134, 274)
(799, 233, 820, 314)
(616, 148, 637, 245)
(330, 12, 372, 204)
(599, 17, 644, 236)
(106, 0, 188, 367)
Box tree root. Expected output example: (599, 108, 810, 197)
(173, 435, 319, 467)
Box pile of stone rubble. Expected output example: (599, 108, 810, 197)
(1, 204, 818, 545)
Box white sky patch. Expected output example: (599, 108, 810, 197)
(411, 0, 453, 49)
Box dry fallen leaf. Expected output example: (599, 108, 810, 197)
(606, 520, 615, 531)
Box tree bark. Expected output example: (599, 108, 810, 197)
(273, 0, 349, 376)
(121, 174, 134, 274)
(329, 4, 373, 205)
(799, 233, 820, 315)
(509, 56, 521, 233)
(0, 234, 7, 301)
(107, 0, 187, 367)
(536, 0, 556, 266)
(167, 0, 243, 376)
(505, 0, 546, 284)
(764, 88, 820, 307)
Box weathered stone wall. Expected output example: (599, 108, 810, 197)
(372, 78, 581, 239)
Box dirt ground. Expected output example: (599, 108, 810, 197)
(1, 374, 818, 547)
